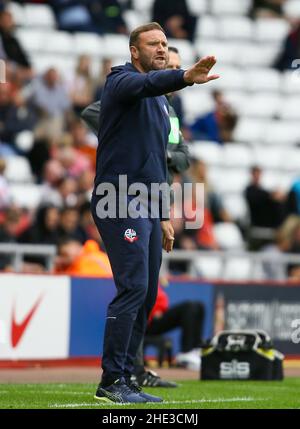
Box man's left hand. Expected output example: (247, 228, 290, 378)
(161, 220, 175, 253)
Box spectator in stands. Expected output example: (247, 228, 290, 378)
(0, 206, 29, 243)
(274, 20, 300, 71)
(77, 170, 94, 206)
(52, 0, 127, 35)
(51, 0, 95, 33)
(39, 159, 66, 207)
(55, 237, 112, 277)
(250, 0, 286, 19)
(79, 201, 101, 242)
(22, 68, 71, 140)
(87, 0, 128, 35)
(66, 55, 94, 116)
(27, 137, 51, 183)
(187, 90, 238, 144)
(18, 205, 60, 245)
(152, 0, 196, 42)
(179, 159, 232, 252)
(69, 120, 97, 170)
(190, 159, 231, 224)
(285, 220, 300, 279)
(0, 207, 18, 270)
(41, 174, 79, 208)
(0, 158, 10, 210)
(261, 228, 292, 280)
(94, 58, 113, 101)
(146, 284, 204, 370)
(56, 145, 92, 178)
(0, 82, 36, 147)
(244, 166, 286, 229)
(58, 206, 88, 244)
(56, 176, 79, 207)
(285, 176, 300, 216)
(0, 9, 32, 77)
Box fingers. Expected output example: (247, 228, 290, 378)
(164, 238, 174, 253)
(162, 234, 174, 252)
(196, 55, 217, 69)
(207, 74, 220, 81)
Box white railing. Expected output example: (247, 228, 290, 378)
(0, 243, 56, 272)
(1, 244, 300, 280)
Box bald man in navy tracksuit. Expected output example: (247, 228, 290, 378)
(91, 22, 219, 404)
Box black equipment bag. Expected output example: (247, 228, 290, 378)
(201, 330, 284, 381)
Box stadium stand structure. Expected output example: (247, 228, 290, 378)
(2, 0, 300, 281)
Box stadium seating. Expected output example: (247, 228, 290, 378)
(213, 223, 245, 249)
(15, 28, 47, 53)
(186, 0, 208, 15)
(195, 15, 218, 39)
(218, 16, 254, 40)
(194, 254, 223, 279)
(73, 33, 104, 56)
(282, 71, 300, 94)
(223, 256, 252, 280)
(4, 156, 33, 183)
(211, 0, 251, 16)
(102, 34, 131, 59)
(240, 93, 281, 118)
(190, 141, 222, 165)
(263, 120, 300, 146)
(181, 89, 214, 122)
(233, 118, 266, 143)
(221, 144, 254, 168)
(209, 168, 250, 194)
(123, 9, 145, 32)
(245, 68, 281, 92)
(4, 0, 300, 281)
(168, 38, 196, 66)
(284, 0, 300, 18)
(9, 184, 43, 209)
(223, 194, 249, 221)
(43, 31, 74, 55)
(254, 19, 290, 43)
(278, 97, 300, 120)
(7, 1, 24, 26)
(23, 4, 56, 28)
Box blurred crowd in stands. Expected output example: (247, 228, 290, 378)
(1, 0, 300, 280)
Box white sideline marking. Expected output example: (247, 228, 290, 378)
(11, 390, 91, 395)
(50, 397, 267, 408)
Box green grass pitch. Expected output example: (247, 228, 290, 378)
(1, 378, 300, 409)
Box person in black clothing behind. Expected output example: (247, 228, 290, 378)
(274, 21, 300, 71)
(0, 9, 32, 73)
(152, 0, 196, 42)
(18, 205, 60, 246)
(250, 0, 286, 19)
(58, 206, 88, 244)
(244, 166, 286, 237)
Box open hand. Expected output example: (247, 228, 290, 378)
(184, 56, 219, 85)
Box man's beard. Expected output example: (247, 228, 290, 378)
(139, 53, 167, 72)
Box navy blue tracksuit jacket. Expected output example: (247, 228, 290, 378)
(91, 62, 190, 386)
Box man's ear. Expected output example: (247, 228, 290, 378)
(130, 45, 139, 60)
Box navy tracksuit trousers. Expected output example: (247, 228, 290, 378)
(91, 192, 162, 387)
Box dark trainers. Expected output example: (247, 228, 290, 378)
(136, 370, 178, 388)
(94, 377, 147, 404)
(129, 380, 163, 403)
